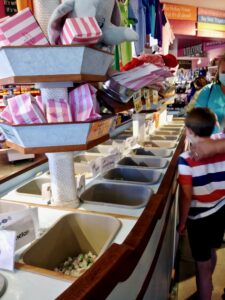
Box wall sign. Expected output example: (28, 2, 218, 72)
(183, 44, 203, 57)
(164, 3, 197, 21)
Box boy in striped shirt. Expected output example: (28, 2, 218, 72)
(177, 107, 225, 300)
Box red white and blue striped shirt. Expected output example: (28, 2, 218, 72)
(178, 149, 225, 220)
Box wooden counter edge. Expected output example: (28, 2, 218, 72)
(0, 154, 47, 184)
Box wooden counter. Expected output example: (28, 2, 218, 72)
(0, 129, 185, 300)
(0, 150, 47, 184)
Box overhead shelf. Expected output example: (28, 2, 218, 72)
(0, 45, 113, 85)
(1, 115, 114, 154)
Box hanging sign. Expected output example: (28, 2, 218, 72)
(4, 0, 17, 16)
(164, 3, 197, 21)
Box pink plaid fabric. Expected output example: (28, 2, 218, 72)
(7, 93, 46, 124)
(69, 84, 101, 122)
(0, 105, 13, 124)
(46, 99, 72, 123)
(112, 64, 172, 91)
(0, 7, 49, 46)
(35, 95, 45, 114)
(60, 17, 102, 45)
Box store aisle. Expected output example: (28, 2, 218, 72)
(172, 232, 225, 300)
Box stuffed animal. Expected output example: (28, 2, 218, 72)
(48, 0, 138, 46)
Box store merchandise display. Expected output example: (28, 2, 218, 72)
(0, 1, 194, 299)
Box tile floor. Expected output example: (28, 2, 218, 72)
(172, 232, 225, 300)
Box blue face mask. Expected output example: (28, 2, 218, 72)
(219, 73, 225, 86)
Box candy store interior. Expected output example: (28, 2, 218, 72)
(0, 0, 225, 299)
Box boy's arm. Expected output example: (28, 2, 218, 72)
(191, 138, 225, 160)
(178, 184, 192, 235)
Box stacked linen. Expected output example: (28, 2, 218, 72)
(112, 64, 173, 91)
(0, 84, 100, 125)
(69, 84, 100, 122)
(4, 94, 46, 124)
(0, 7, 49, 46)
(59, 17, 102, 45)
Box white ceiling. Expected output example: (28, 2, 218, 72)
(161, 0, 225, 11)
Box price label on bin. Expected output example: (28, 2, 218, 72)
(0, 230, 16, 271)
(133, 90, 142, 113)
(87, 118, 112, 142)
(101, 155, 116, 173)
(90, 158, 102, 177)
(144, 89, 151, 110)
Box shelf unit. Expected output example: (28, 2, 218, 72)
(0, 45, 114, 207)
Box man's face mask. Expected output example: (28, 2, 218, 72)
(219, 73, 225, 86)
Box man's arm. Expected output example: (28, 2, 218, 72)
(191, 139, 225, 160)
(177, 184, 192, 235)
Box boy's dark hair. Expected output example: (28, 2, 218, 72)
(185, 107, 216, 137)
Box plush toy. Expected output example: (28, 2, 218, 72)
(48, 0, 138, 46)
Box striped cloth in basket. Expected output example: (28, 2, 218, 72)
(60, 17, 102, 45)
(0, 7, 49, 46)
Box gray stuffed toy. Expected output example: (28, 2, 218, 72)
(48, 0, 138, 46)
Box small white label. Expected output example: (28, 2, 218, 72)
(90, 158, 101, 177)
(126, 137, 138, 148)
(133, 90, 142, 101)
(76, 174, 86, 197)
(133, 90, 143, 113)
(152, 90, 158, 104)
(6, 214, 36, 251)
(101, 155, 115, 173)
(112, 141, 125, 153)
(0, 230, 16, 271)
(144, 88, 150, 100)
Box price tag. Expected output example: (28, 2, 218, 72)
(142, 88, 150, 110)
(152, 90, 158, 104)
(76, 174, 86, 197)
(101, 155, 116, 173)
(126, 137, 137, 148)
(112, 140, 125, 153)
(6, 214, 36, 251)
(145, 98, 151, 110)
(143, 88, 149, 100)
(109, 147, 122, 162)
(87, 118, 112, 142)
(133, 90, 142, 113)
(133, 98, 143, 113)
(116, 115, 122, 126)
(0, 230, 16, 271)
(90, 158, 102, 177)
